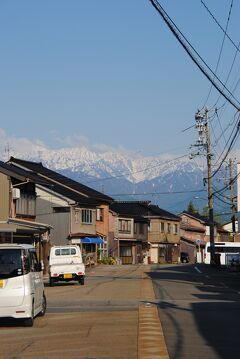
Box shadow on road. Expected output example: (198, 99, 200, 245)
(147, 264, 240, 359)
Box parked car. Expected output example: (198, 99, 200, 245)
(0, 243, 46, 326)
(49, 245, 85, 286)
(180, 252, 190, 263)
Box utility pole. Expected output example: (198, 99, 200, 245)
(193, 108, 215, 264)
(229, 158, 237, 241)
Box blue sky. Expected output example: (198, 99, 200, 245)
(0, 0, 239, 156)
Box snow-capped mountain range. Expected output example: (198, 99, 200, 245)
(2, 143, 210, 213)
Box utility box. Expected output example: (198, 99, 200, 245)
(12, 188, 21, 200)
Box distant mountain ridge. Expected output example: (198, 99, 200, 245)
(4, 145, 208, 213)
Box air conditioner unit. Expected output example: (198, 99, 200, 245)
(12, 188, 21, 200)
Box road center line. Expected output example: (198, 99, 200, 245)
(194, 266, 202, 274)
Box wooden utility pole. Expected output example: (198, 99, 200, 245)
(194, 108, 215, 264)
(229, 158, 236, 241)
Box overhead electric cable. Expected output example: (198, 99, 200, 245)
(211, 111, 240, 168)
(200, 0, 240, 54)
(149, 0, 240, 111)
(214, 41, 240, 111)
(203, 0, 234, 107)
(111, 189, 206, 197)
(210, 116, 240, 179)
(215, 109, 228, 145)
(213, 169, 240, 195)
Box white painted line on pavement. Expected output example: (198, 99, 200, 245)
(194, 266, 202, 274)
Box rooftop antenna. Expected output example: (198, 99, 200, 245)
(4, 142, 11, 161)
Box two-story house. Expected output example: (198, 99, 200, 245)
(8, 157, 113, 268)
(139, 203, 181, 264)
(0, 161, 51, 261)
(109, 201, 181, 264)
(109, 202, 149, 264)
(179, 211, 229, 263)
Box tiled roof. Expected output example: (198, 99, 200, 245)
(180, 211, 210, 225)
(110, 201, 180, 221)
(9, 157, 113, 204)
(0, 161, 49, 186)
(147, 204, 180, 220)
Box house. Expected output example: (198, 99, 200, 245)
(109, 202, 149, 264)
(109, 201, 181, 264)
(121, 202, 181, 264)
(179, 211, 229, 263)
(7, 157, 113, 268)
(222, 220, 238, 241)
(0, 161, 52, 262)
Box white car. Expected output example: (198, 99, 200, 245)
(49, 245, 85, 286)
(0, 243, 46, 326)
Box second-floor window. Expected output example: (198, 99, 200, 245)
(16, 193, 36, 217)
(119, 219, 131, 234)
(96, 208, 104, 221)
(81, 209, 93, 224)
(134, 223, 137, 233)
(139, 223, 144, 234)
(160, 222, 165, 233)
(174, 224, 178, 234)
(167, 223, 171, 233)
(74, 209, 80, 223)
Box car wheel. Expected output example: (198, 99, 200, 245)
(79, 277, 85, 285)
(38, 293, 47, 317)
(49, 277, 55, 287)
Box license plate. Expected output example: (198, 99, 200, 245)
(64, 274, 72, 279)
(0, 280, 3, 288)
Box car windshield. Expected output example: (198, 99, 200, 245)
(0, 249, 23, 279)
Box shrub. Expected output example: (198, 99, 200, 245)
(100, 256, 117, 265)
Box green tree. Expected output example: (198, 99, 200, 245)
(187, 200, 198, 214)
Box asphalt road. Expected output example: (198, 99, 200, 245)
(0, 265, 158, 359)
(150, 263, 240, 359)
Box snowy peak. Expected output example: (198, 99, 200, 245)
(3, 145, 202, 183)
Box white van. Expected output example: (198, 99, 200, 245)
(49, 245, 85, 286)
(0, 243, 46, 326)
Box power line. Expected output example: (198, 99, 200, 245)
(210, 113, 240, 178)
(203, 0, 234, 107)
(110, 189, 206, 197)
(200, 0, 240, 54)
(149, 0, 240, 111)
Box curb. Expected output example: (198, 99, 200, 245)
(138, 267, 169, 359)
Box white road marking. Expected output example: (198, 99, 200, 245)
(194, 266, 202, 274)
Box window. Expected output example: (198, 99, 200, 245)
(81, 209, 93, 224)
(74, 209, 80, 223)
(120, 246, 132, 257)
(0, 249, 22, 279)
(118, 219, 131, 233)
(167, 223, 171, 233)
(53, 207, 70, 213)
(29, 250, 38, 272)
(96, 208, 104, 221)
(16, 193, 36, 217)
(55, 248, 77, 256)
(160, 222, 165, 233)
(139, 223, 144, 234)
(134, 223, 137, 234)
(174, 224, 178, 234)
